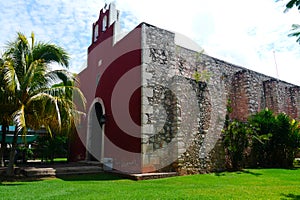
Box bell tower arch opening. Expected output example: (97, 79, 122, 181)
(102, 15, 107, 32)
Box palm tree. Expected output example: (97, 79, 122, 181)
(284, 0, 300, 44)
(0, 58, 10, 167)
(0, 56, 16, 167)
(285, 0, 300, 11)
(0, 32, 86, 176)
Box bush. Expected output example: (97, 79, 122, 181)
(249, 110, 300, 168)
(248, 109, 275, 167)
(223, 120, 252, 170)
(223, 108, 300, 170)
(36, 135, 68, 163)
(16, 146, 34, 163)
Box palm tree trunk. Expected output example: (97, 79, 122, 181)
(6, 130, 18, 176)
(0, 120, 8, 167)
(0, 151, 4, 167)
(0, 134, 7, 167)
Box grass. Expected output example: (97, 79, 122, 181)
(52, 158, 68, 162)
(0, 169, 299, 199)
(26, 157, 68, 164)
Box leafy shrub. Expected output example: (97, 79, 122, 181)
(223, 108, 300, 170)
(247, 109, 275, 167)
(16, 146, 34, 163)
(249, 110, 300, 168)
(223, 120, 252, 170)
(36, 135, 68, 163)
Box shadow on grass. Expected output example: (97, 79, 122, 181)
(0, 173, 124, 184)
(237, 169, 262, 176)
(214, 169, 262, 177)
(214, 172, 226, 176)
(57, 172, 125, 181)
(281, 193, 300, 200)
(0, 175, 49, 185)
(0, 182, 23, 186)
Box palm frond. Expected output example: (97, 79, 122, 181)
(12, 104, 26, 134)
(30, 32, 35, 49)
(45, 85, 86, 110)
(45, 69, 75, 87)
(0, 57, 4, 67)
(24, 60, 48, 96)
(4, 32, 31, 83)
(32, 42, 69, 68)
(54, 97, 62, 131)
(46, 125, 53, 138)
(70, 86, 87, 111)
(26, 92, 75, 132)
(284, 0, 300, 12)
(3, 59, 20, 93)
(288, 24, 300, 44)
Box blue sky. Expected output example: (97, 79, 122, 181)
(1, 0, 300, 85)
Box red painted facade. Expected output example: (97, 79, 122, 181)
(70, 3, 143, 173)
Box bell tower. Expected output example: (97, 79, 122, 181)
(90, 2, 120, 49)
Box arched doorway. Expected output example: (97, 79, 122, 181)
(86, 98, 105, 162)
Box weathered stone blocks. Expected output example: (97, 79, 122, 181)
(141, 23, 300, 174)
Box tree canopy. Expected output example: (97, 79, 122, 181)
(0, 32, 86, 175)
(282, 0, 300, 44)
(284, 0, 300, 11)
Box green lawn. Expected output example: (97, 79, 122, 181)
(0, 169, 299, 200)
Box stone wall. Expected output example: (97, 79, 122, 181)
(141, 23, 300, 174)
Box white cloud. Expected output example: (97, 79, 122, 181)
(114, 0, 300, 84)
(0, 0, 300, 85)
(0, 0, 104, 71)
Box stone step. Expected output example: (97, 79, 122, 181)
(130, 172, 178, 180)
(55, 166, 103, 175)
(23, 167, 56, 177)
(22, 165, 103, 177)
(107, 170, 178, 180)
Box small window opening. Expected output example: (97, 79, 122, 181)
(102, 15, 107, 32)
(94, 24, 99, 42)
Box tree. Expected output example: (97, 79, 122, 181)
(281, 0, 300, 44)
(0, 57, 13, 167)
(284, 0, 300, 11)
(0, 32, 86, 176)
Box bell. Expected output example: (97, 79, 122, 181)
(100, 114, 106, 125)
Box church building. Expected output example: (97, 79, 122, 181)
(70, 3, 300, 174)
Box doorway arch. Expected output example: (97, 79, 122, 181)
(86, 98, 105, 162)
